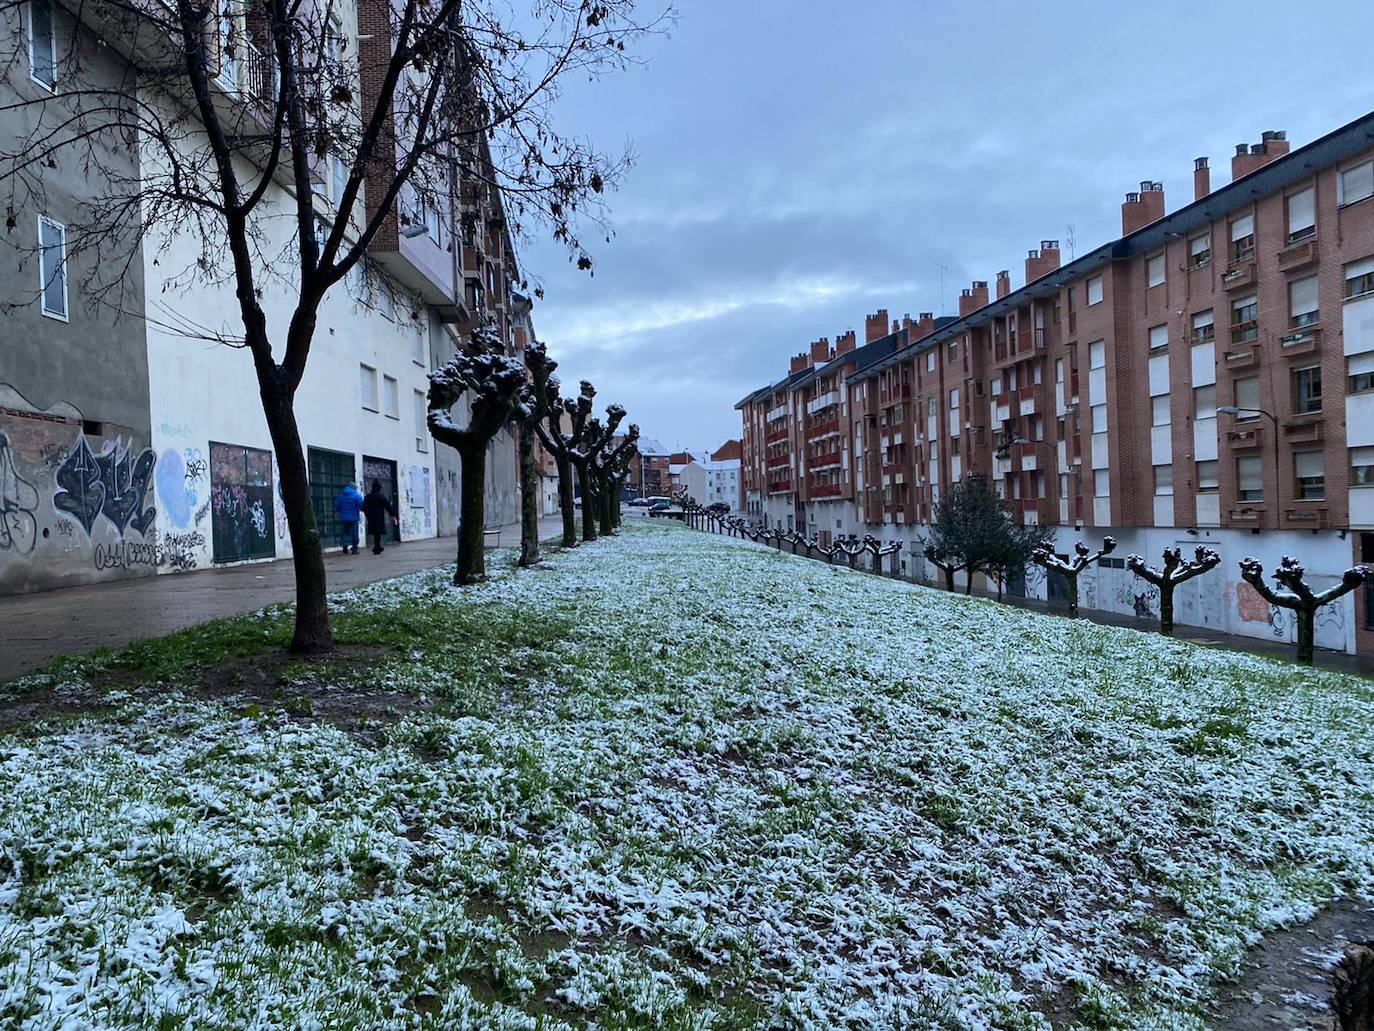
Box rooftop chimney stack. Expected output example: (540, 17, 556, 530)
(1194, 157, 1210, 201)
(959, 281, 989, 317)
(1121, 181, 1165, 235)
(1025, 240, 1061, 283)
(913, 312, 936, 342)
(1231, 130, 1289, 181)
(996, 269, 1011, 299)
(864, 309, 890, 344)
(789, 352, 810, 374)
(835, 329, 857, 356)
(809, 337, 831, 364)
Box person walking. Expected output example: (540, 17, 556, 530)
(334, 482, 364, 555)
(362, 480, 397, 554)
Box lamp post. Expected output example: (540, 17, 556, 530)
(1217, 405, 1281, 529)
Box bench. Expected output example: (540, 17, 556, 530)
(482, 524, 502, 548)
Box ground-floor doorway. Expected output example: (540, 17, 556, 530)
(362, 455, 401, 541)
(308, 446, 355, 549)
(209, 441, 276, 564)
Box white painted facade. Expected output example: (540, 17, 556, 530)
(701, 458, 740, 510)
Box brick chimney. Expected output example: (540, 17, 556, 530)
(1121, 181, 1165, 235)
(864, 308, 890, 344)
(1232, 131, 1289, 181)
(996, 270, 1011, 299)
(1194, 157, 1210, 201)
(957, 281, 989, 317)
(835, 329, 857, 356)
(809, 337, 831, 364)
(1025, 240, 1061, 283)
(789, 352, 810, 373)
(915, 312, 936, 340)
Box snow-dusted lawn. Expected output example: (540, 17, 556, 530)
(2, 519, 1372, 1030)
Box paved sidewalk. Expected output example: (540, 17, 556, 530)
(0, 514, 569, 682)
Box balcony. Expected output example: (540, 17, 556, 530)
(811, 451, 843, 469)
(806, 417, 840, 440)
(765, 426, 790, 444)
(809, 482, 844, 499)
(878, 383, 912, 406)
(1280, 326, 1321, 358)
(1282, 506, 1329, 529)
(766, 479, 793, 495)
(766, 455, 791, 471)
(1277, 239, 1318, 272)
(1227, 507, 1264, 526)
(1282, 413, 1325, 443)
(806, 390, 840, 415)
(1223, 343, 1260, 369)
(1222, 261, 1258, 291)
(1226, 424, 1265, 449)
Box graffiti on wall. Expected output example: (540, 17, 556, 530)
(0, 431, 41, 554)
(53, 435, 157, 538)
(209, 442, 275, 564)
(404, 465, 432, 539)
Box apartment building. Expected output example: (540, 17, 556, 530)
(0, 0, 532, 592)
(739, 111, 1374, 654)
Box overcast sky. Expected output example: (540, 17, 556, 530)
(518, 0, 1374, 455)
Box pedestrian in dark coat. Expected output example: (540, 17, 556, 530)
(362, 480, 397, 554)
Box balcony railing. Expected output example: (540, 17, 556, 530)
(810, 451, 843, 468)
(809, 482, 844, 499)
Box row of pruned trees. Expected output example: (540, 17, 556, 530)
(427, 333, 639, 586)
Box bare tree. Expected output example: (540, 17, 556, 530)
(427, 323, 524, 584)
(570, 402, 622, 543)
(0, 0, 662, 651)
(1031, 536, 1116, 617)
(533, 377, 592, 548)
(595, 423, 638, 534)
(514, 340, 558, 567)
(1238, 556, 1368, 664)
(1126, 546, 1220, 636)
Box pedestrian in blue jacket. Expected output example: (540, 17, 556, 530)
(335, 483, 365, 555)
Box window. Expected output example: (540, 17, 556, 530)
(1237, 455, 1263, 501)
(28, 0, 56, 88)
(1286, 187, 1315, 242)
(410, 318, 426, 364)
(359, 364, 378, 411)
(1094, 469, 1109, 497)
(926, 351, 936, 372)
(378, 280, 393, 319)
(949, 388, 959, 411)
(1054, 358, 1064, 384)
(1194, 384, 1217, 420)
(1293, 365, 1322, 414)
(1147, 252, 1165, 288)
(1031, 415, 1044, 441)
(37, 215, 67, 320)
(1196, 460, 1219, 491)
(425, 203, 441, 242)
(1188, 232, 1211, 269)
(414, 390, 428, 452)
(1086, 275, 1103, 305)
(382, 375, 399, 419)
(1231, 295, 1258, 342)
(1152, 395, 1171, 426)
(1352, 370, 1374, 393)
(1089, 339, 1105, 369)
(1339, 161, 1374, 207)
(1148, 324, 1168, 353)
(947, 340, 958, 362)
(1287, 275, 1319, 329)
(1353, 447, 1374, 486)
(1091, 403, 1107, 433)
(1192, 309, 1214, 344)
(1153, 464, 1173, 496)
(330, 154, 348, 209)
(1233, 376, 1259, 418)
(1294, 451, 1324, 500)
(1346, 257, 1374, 300)
(1230, 213, 1255, 262)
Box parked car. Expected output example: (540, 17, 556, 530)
(706, 502, 731, 514)
(627, 497, 651, 507)
(647, 497, 672, 511)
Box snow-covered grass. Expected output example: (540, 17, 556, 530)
(2, 518, 1372, 1030)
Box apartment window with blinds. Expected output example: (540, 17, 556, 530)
(1293, 365, 1322, 414)
(1233, 376, 1260, 418)
(1237, 455, 1263, 501)
(28, 0, 56, 88)
(1339, 161, 1374, 207)
(1195, 384, 1217, 420)
(1147, 253, 1165, 288)
(1231, 295, 1258, 342)
(1089, 339, 1106, 369)
(1086, 275, 1104, 305)
(1151, 395, 1171, 426)
(1286, 187, 1315, 242)
(382, 375, 399, 419)
(1189, 232, 1211, 269)
(1091, 404, 1107, 433)
(1094, 470, 1109, 497)
(1230, 213, 1255, 262)
(414, 390, 428, 452)
(949, 388, 959, 411)
(1196, 460, 1219, 491)
(1153, 465, 1173, 496)
(1192, 309, 1214, 344)
(1289, 276, 1319, 327)
(1346, 257, 1374, 300)
(37, 215, 67, 320)
(359, 364, 378, 411)
(411, 319, 425, 365)
(1148, 324, 1168, 353)
(1352, 446, 1374, 486)
(1294, 451, 1324, 500)
(1352, 369, 1374, 394)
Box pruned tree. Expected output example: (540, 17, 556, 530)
(596, 424, 638, 533)
(1126, 546, 1221, 636)
(1238, 556, 1368, 664)
(427, 323, 525, 585)
(1031, 536, 1117, 617)
(572, 403, 623, 542)
(533, 378, 593, 547)
(0, 0, 661, 651)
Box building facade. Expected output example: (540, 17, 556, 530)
(739, 113, 1374, 654)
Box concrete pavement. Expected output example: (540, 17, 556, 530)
(0, 514, 569, 682)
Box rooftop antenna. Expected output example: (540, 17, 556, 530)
(936, 262, 949, 315)
(1066, 224, 1077, 260)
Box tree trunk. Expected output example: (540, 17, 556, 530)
(579, 464, 598, 543)
(455, 441, 487, 585)
(1296, 605, 1315, 664)
(942, 566, 954, 591)
(1158, 580, 1175, 635)
(965, 569, 974, 595)
(599, 476, 614, 535)
(555, 452, 577, 547)
(260, 379, 332, 654)
(1066, 574, 1079, 617)
(518, 425, 539, 568)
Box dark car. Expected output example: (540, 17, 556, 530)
(627, 497, 651, 507)
(706, 502, 731, 514)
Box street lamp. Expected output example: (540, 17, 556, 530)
(1217, 405, 1282, 529)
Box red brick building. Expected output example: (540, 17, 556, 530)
(738, 112, 1374, 654)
